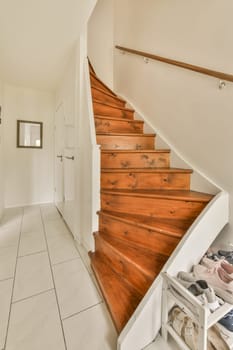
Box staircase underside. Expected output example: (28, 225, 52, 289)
(88, 65, 213, 333)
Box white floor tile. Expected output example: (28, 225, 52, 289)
(75, 242, 92, 274)
(23, 205, 41, 215)
(63, 303, 117, 350)
(143, 334, 179, 350)
(46, 230, 80, 265)
(0, 246, 18, 281)
(0, 279, 14, 349)
(41, 205, 61, 221)
(18, 230, 46, 257)
(0, 226, 20, 249)
(21, 215, 43, 234)
(1, 208, 23, 228)
(6, 290, 66, 350)
(44, 218, 70, 238)
(53, 258, 102, 319)
(13, 252, 53, 302)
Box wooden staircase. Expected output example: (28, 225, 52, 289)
(88, 67, 213, 333)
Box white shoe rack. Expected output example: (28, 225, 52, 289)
(161, 272, 233, 350)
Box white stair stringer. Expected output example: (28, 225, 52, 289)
(117, 190, 229, 350)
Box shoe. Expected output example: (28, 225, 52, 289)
(177, 271, 203, 295)
(201, 256, 233, 276)
(196, 280, 224, 311)
(169, 306, 188, 337)
(170, 306, 222, 350)
(208, 324, 229, 350)
(217, 323, 233, 349)
(183, 318, 198, 350)
(193, 264, 233, 303)
(177, 271, 223, 311)
(207, 252, 222, 261)
(219, 309, 233, 332)
(218, 250, 233, 265)
(177, 271, 196, 283)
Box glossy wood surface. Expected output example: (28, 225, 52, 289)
(89, 251, 143, 332)
(101, 149, 170, 168)
(92, 86, 126, 108)
(88, 62, 213, 332)
(95, 116, 144, 134)
(93, 101, 135, 119)
(101, 168, 192, 190)
(101, 190, 209, 220)
(96, 133, 156, 150)
(116, 45, 233, 83)
(90, 71, 117, 96)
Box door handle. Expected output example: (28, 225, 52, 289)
(57, 155, 63, 161)
(65, 156, 74, 160)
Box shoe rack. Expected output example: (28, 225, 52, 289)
(161, 272, 233, 350)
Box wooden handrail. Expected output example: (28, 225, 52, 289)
(115, 45, 233, 83)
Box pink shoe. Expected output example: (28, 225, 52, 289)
(193, 264, 233, 304)
(201, 256, 233, 277)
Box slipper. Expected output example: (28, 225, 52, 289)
(201, 256, 233, 277)
(208, 324, 229, 350)
(169, 306, 188, 337)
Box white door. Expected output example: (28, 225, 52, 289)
(54, 104, 64, 214)
(63, 148, 75, 232)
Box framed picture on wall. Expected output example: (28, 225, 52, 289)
(17, 120, 43, 148)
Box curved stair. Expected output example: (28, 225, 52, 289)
(88, 65, 213, 333)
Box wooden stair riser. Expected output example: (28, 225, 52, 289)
(101, 192, 207, 220)
(101, 171, 191, 190)
(97, 134, 155, 150)
(101, 151, 170, 168)
(92, 88, 126, 108)
(95, 117, 143, 134)
(94, 234, 154, 295)
(93, 101, 134, 119)
(88, 66, 214, 333)
(99, 213, 181, 255)
(90, 252, 142, 332)
(90, 74, 116, 96)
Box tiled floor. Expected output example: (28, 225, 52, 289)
(0, 204, 117, 350)
(144, 335, 179, 350)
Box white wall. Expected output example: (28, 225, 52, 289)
(0, 81, 3, 218)
(3, 85, 54, 207)
(114, 0, 233, 242)
(88, 0, 114, 88)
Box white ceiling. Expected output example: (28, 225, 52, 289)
(0, 0, 95, 90)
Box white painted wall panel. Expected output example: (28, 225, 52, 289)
(0, 81, 3, 218)
(88, 0, 114, 88)
(114, 0, 233, 241)
(3, 85, 54, 207)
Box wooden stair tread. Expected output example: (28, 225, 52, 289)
(95, 115, 143, 123)
(101, 149, 170, 154)
(98, 210, 192, 237)
(90, 71, 117, 96)
(89, 64, 214, 334)
(101, 189, 213, 202)
(90, 251, 142, 332)
(93, 100, 134, 113)
(96, 232, 168, 276)
(92, 86, 125, 103)
(97, 132, 155, 137)
(101, 167, 192, 174)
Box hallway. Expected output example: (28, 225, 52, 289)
(0, 204, 117, 350)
